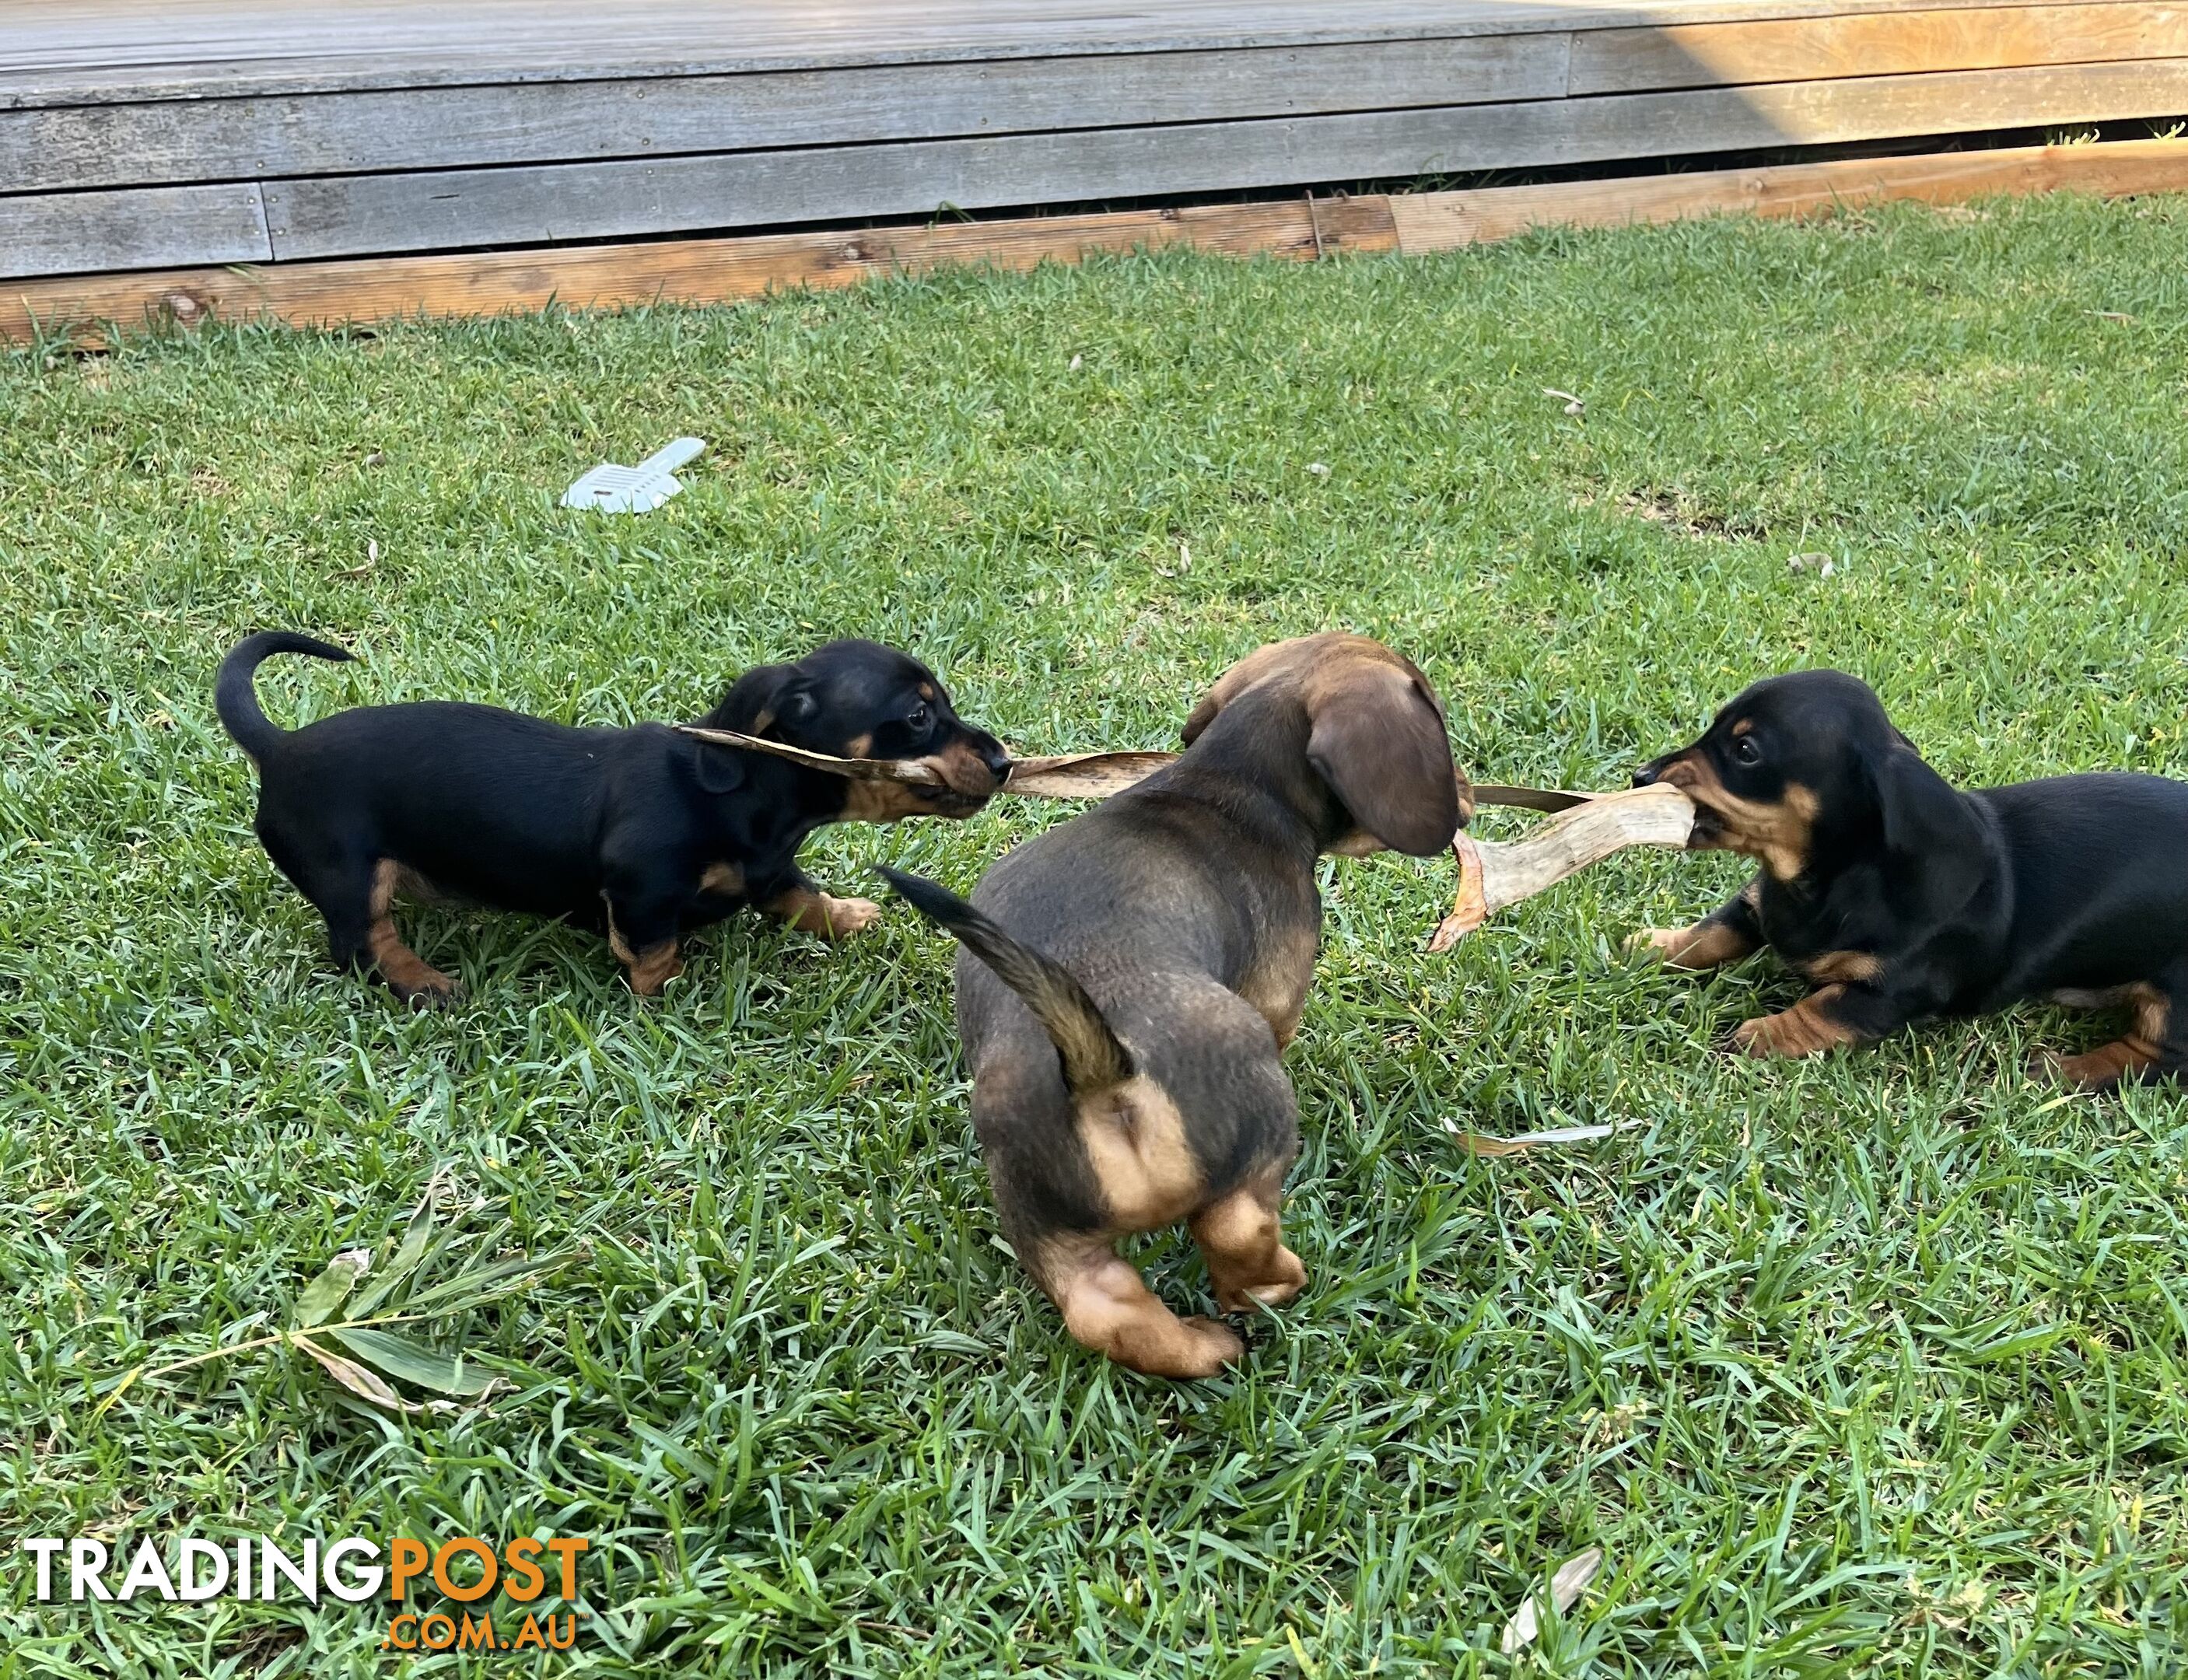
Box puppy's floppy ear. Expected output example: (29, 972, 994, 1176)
(1307, 667, 1462, 856)
(1866, 741, 1980, 858)
(684, 740, 747, 796)
(709, 662, 819, 738)
(1181, 692, 1222, 747)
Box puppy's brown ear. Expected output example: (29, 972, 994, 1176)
(1181, 692, 1222, 747)
(1307, 669, 1461, 856)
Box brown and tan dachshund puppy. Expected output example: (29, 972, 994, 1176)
(881, 634, 1469, 1377)
(1633, 668, 2188, 1087)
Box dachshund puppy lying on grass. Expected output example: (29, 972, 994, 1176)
(216, 632, 1007, 1002)
(882, 634, 1470, 1377)
(1633, 668, 2188, 1088)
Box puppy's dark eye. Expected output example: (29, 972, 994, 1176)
(1732, 737, 1762, 766)
(905, 702, 932, 732)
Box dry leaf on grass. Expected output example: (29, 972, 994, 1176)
(1500, 1546, 1605, 1654)
(294, 1336, 426, 1414)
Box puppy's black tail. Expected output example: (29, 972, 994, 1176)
(215, 631, 355, 762)
(877, 866, 1133, 1096)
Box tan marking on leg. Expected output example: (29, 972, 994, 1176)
(1190, 1170, 1305, 1314)
(624, 939, 683, 996)
(765, 884, 884, 939)
(602, 898, 683, 994)
(1234, 922, 1318, 1048)
(367, 859, 457, 1002)
(1075, 1076, 1204, 1231)
(2050, 986, 2132, 1010)
(699, 860, 745, 895)
(1732, 985, 1858, 1058)
(1799, 948, 1884, 985)
(2041, 983, 2167, 1089)
(1039, 1237, 1245, 1378)
(1630, 919, 1757, 970)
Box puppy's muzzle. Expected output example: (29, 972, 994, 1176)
(1633, 751, 1719, 845)
(912, 734, 1012, 814)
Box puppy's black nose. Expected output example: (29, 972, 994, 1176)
(978, 742, 1012, 782)
(1631, 762, 1661, 788)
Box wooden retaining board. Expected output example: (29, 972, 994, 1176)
(245, 61, 2188, 261)
(5, 0, 2188, 279)
(9, 139, 2185, 345)
(0, 0, 2099, 100)
(12, 5, 2185, 194)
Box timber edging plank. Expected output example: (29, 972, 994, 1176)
(14, 53, 2188, 278)
(1385, 134, 2188, 243)
(0, 0, 2105, 107)
(14, 4, 2185, 194)
(238, 58, 2188, 265)
(6, 139, 2186, 346)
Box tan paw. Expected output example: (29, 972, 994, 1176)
(1215, 1248, 1308, 1314)
(1730, 995, 1854, 1059)
(810, 894, 884, 939)
(1174, 1316, 1248, 1377)
(396, 975, 460, 1009)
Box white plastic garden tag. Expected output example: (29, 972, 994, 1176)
(562, 437, 705, 513)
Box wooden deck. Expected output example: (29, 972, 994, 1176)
(5, 0, 2187, 286)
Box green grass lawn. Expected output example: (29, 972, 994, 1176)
(5, 191, 2188, 1678)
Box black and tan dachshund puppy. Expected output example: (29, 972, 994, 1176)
(216, 632, 1007, 1002)
(880, 634, 1469, 1377)
(1633, 668, 2188, 1088)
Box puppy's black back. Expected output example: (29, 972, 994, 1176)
(257, 702, 642, 915)
(1980, 773, 2188, 1001)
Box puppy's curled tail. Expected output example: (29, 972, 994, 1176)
(215, 631, 355, 761)
(877, 866, 1133, 1095)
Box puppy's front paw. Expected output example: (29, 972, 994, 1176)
(1174, 1316, 1248, 1377)
(1627, 927, 1690, 960)
(811, 894, 884, 940)
(1730, 996, 1854, 1059)
(1214, 1246, 1307, 1314)
(390, 969, 460, 1009)
(769, 887, 885, 940)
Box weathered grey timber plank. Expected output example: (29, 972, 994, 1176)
(0, 0, 2084, 106)
(0, 180, 271, 278)
(1570, 1, 2188, 93)
(2, 37, 1569, 192)
(256, 58, 2188, 261)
